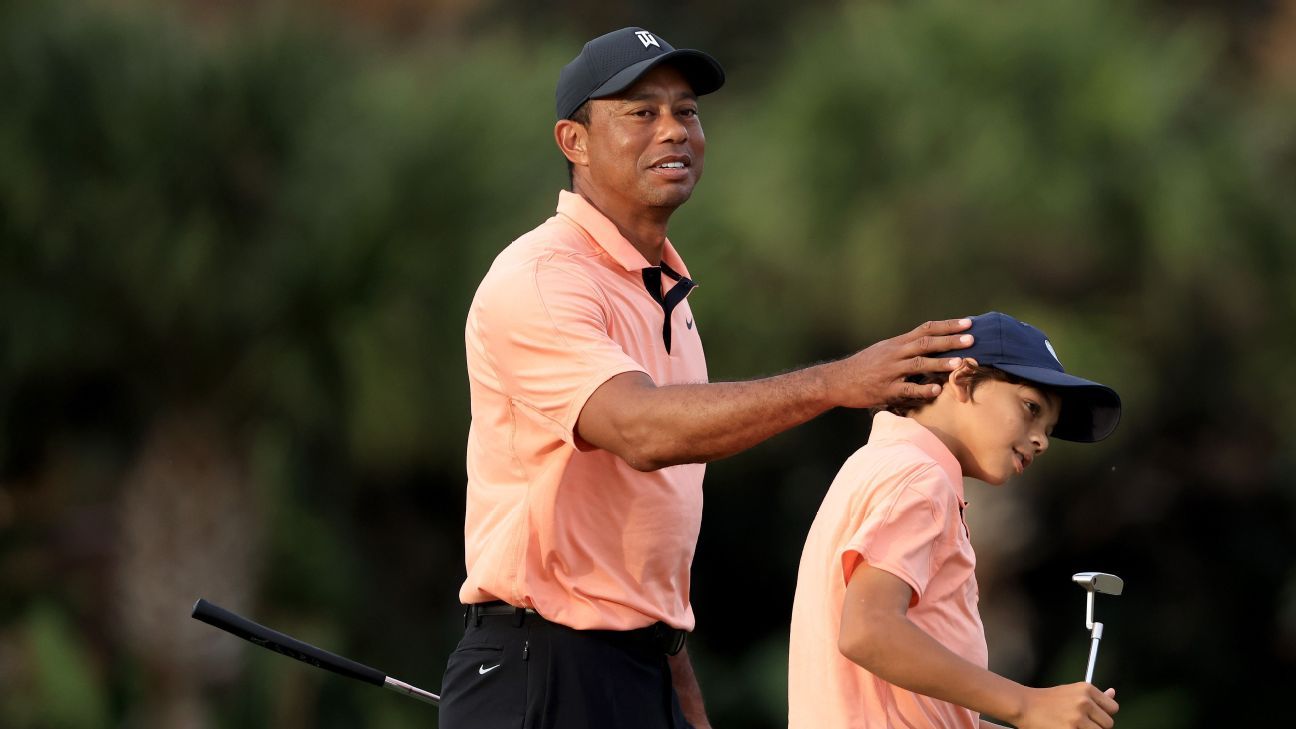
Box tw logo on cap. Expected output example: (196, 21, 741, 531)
(635, 30, 660, 48)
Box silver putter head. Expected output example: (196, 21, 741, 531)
(1073, 572, 1123, 630)
(1072, 572, 1124, 596)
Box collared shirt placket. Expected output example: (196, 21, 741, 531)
(640, 262, 696, 354)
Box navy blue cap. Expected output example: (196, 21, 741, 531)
(556, 27, 725, 120)
(944, 312, 1122, 442)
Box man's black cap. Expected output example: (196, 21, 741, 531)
(556, 27, 725, 120)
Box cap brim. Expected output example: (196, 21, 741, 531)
(993, 364, 1122, 443)
(589, 49, 725, 101)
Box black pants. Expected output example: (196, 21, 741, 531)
(438, 609, 693, 729)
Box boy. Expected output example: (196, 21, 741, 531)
(788, 312, 1123, 729)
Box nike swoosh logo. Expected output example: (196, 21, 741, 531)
(686, 318, 694, 330)
(478, 664, 501, 675)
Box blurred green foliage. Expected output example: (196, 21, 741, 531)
(17, 603, 110, 728)
(2, 0, 1295, 727)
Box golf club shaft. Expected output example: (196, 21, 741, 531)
(1084, 622, 1104, 683)
(385, 676, 441, 704)
(191, 598, 440, 706)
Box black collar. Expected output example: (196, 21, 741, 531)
(641, 262, 696, 354)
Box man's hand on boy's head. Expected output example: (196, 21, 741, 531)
(829, 318, 974, 409)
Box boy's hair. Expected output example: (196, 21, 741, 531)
(886, 363, 1036, 416)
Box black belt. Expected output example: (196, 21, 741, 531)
(464, 601, 687, 656)
(466, 602, 537, 620)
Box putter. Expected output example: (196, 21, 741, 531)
(1071, 572, 1123, 683)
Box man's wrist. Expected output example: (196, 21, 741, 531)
(805, 357, 847, 410)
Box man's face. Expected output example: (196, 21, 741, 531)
(581, 64, 705, 211)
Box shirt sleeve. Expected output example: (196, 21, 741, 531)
(838, 465, 952, 607)
(469, 256, 648, 447)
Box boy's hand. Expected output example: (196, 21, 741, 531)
(1013, 684, 1118, 729)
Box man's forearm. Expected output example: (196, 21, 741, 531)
(595, 366, 838, 470)
(668, 646, 711, 729)
(575, 319, 973, 471)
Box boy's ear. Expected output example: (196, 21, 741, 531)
(948, 358, 979, 403)
(554, 118, 589, 167)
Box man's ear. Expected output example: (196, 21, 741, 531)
(948, 358, 979, 403)
(554, 118, 589, 168)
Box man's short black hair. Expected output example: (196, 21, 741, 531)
(566, 101, 591, 188)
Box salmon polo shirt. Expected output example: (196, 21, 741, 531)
(788, 412, 987, 729)
(461, 191, 707, 631)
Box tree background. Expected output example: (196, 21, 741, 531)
(2, 0, 1295, 727)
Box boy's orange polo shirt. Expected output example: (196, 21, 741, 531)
(461, 191, 707, 632)
(788, 412, 988, 729)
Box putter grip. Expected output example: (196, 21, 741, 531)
(192, 599, 385, 686)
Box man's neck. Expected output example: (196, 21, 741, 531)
(572, 185, 674, 265)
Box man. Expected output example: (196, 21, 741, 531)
(440, 26, 973, 729)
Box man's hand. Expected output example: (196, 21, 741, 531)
(1011, 685, 1119, 729)
(823, 318, 975, 409)
(668, 647, 711, 729)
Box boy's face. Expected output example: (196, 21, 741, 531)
(952, 376, 1061, 485)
